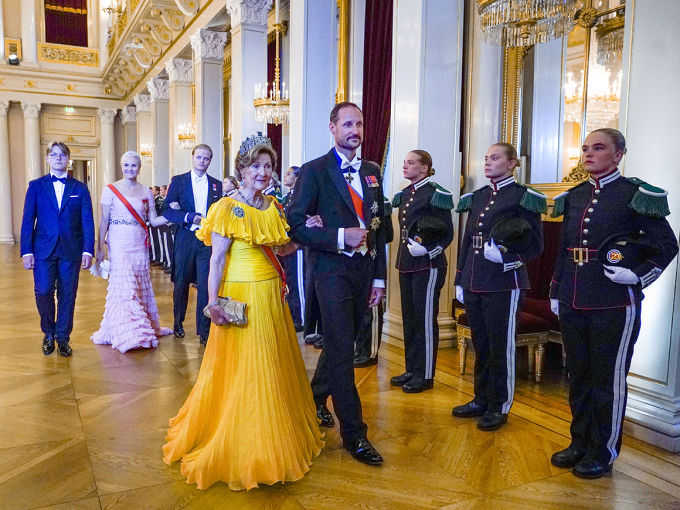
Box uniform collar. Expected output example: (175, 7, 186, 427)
(490, 175, 515, 191)
(413, 176, 431, 190)
(589, 168, 621, 189)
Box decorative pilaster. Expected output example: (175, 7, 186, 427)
(0, 102, 14, 244)
(191, 29, 228, 179)
(226, 1, 270, 168)
(22, 102, 42, 186)
(148, 78, 170, 185)
(20, 0, 38, 64)
(98, 108, 118, 185)
(134, 94, 153, 185)
(166, 58, 194, 176)
(121, 106, 137, 153)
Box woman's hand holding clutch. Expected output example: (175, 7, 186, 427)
(208, 304, 232, 326)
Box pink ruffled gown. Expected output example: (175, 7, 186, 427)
(91, 186, 172, 353)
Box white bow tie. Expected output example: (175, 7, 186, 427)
(340, 159, 361, 172)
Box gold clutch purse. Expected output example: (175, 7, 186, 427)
(203, 297, 248, 325)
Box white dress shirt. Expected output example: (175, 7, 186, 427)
(188, 170, 209, 231)
(51, 171, 67, 209)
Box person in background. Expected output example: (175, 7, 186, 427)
(281, 166, 304, 331)
(549, 129, 678, 479)
(162, 144, 223, 346)
(149, 186, 163, 266)
(159, 185, 174, 275)
(264, 170, 283, 202)
(21, 141, 95, 358)
(389, 151, 454, 391)
(223, 176, 238, 197)
(452, 143, 545, 431)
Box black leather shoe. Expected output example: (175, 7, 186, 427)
(572, 458, 612, 479)
(402, 376, 434, 393)
(551, 447, 586, 468)
(313, 338, 325, 349)
(316, 404, 334, 428)
(452, 400, 487, 418)
(390, 372, 414, 387)
(174, 324, 185, 338)
(345, 438, 383, 466)
(294, 323, 304, 333)
(164, 267, 172, 274)
(57, 342, 72, 357)
(199, 335, 208, 347)
(354, 355, 378, 368)
(304, 334, 322, 345)
(42, 334, 55, 355)
(477, 411, 508, 431)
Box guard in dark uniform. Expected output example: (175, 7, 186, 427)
(452, 143, 545, 430)
(549, 129, 678, 479)
(389, 151, 454, 393)
(355, 196, 395, 367)
(281, 167, 305, 331)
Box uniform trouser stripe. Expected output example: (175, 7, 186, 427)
(149, 229, 157, 260)
(424, 268, 438, 380)
(606, 288, 636, 463)
(370, 306, 380, 358)
(163, 231, 171, 267)
(501, 289, 520, 414)
(157, 229, 164, 264)
(296, 250, 305, 325)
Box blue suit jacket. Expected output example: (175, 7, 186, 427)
(162, 171, 222, 229)
(20, 174, 95, 261)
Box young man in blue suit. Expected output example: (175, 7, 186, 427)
(21, 141, 95, 357)
(163, 144, 222, 346)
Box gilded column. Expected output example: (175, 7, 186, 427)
(166, 58, 194, 176)
(22, 102, 42, 187)
(147, 77, 170, 186)
(98, 108, 118, 185)
(191, 28, 228, 179)
(134, 94, 153, 185)
(0, 101, 13, 244)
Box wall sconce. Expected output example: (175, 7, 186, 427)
(140, 143, 153, 163)
(101, 0, 123, 15)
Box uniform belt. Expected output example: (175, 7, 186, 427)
(568, 247, 598, 264)
(472, 235, 488, 249)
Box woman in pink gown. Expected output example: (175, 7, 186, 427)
(91, 151, 173, 352)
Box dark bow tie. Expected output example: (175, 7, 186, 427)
(51, 175, 67, 185)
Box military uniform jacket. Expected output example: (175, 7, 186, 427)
(550, 170, 678, 309)
(454, 176, 545, 292)
(393, 177, 454, 273)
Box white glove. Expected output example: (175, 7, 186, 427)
(456, 285, 465, 304)
(407, 238, 428, 257)
(483, 239, 503, 264)
(550, 299, 559, 316)
(604, 265, 640, 285)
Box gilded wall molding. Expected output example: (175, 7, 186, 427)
(38, 43, 99, 67)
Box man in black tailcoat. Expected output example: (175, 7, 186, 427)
(287, 102, 387, 466)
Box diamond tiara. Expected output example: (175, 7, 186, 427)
(238, 132, 272, 155)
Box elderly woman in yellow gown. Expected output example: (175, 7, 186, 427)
(163, 137, 324, 491)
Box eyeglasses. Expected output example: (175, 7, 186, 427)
(49, 153, 68, 159)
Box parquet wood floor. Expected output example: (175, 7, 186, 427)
(1, 244, 679, 510)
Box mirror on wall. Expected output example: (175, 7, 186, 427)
(515, 0, 626, 185)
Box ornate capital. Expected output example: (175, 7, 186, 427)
(147, 78, 170, 101)
(0, 101, 9, 117)
(190, 29, 228, 62)
(21, 102, 41, 119)
(166, 58, 194, 83)
(226, 0, 273, 27)
(134, 94, 151, 112)
(122, 106, 137, 124)
(97, 108, 118, 124)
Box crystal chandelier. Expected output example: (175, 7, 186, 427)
(477, 0, 576, 47)
(596, 15, 625, 71)
(254, 22, 289, 125)
(140, 143, 153, 163)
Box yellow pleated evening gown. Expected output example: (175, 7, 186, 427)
(163, 197, 324, 491)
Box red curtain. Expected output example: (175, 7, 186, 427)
(267, 37, 283, 177)
(526, 221, 562, 300)
(361, 0, 393, 168)
(45, 0, 88, 47)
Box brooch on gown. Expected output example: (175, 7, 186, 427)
(233, 206, 245, 218)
